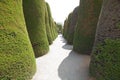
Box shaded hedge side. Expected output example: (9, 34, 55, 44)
(67, 7, 79, 44)
(23, 0, 49, 57)
(63, 13, 72, 41)
(63, 19, 68, 39)
(46, 3, 58, 41)
(73, 0, 103, 54)
(0, 0, 36, 79)
(45, 2, 53, 45)
(90, 0, 120, 79)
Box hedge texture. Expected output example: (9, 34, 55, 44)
(23, 0, 49, 57)
(0, 0, 36, 79)
(46, 3, 58, 40)
(63, 19, 68, 39)
(90, 0, 120, 79)
(45, 3, 53, 44)
(67, 7, 79, 44)
(73, 0, 103, 54)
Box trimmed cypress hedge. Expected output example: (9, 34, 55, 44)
(73, 0, 103, 54)
(46, 3, 58, 40)
(67, 7, 79, 44)
(63, 13, 72, 40)
(45, 2, 53, 45)
(0, 0, 36, 79)
(63, 19, 68, 39)
(90, 0, 120, 79)
(23, 0, 49, 57)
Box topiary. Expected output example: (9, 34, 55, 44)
(45, 2, 53, 45)
(73, 0, 103, 54)
(0, 0, 36, 79)
(23, 0, 49, 57)
(90, 0, 120, 79)
(90, 39, 120, 80)
(67, 6, 79, 45)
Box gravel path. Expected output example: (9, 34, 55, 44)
(32, 35, 90, 80)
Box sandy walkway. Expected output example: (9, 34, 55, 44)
(32, 35, 90, 80)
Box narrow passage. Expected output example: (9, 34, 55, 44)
(32, 35, 90, 80)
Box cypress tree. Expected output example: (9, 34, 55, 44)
(23, 0, 49, 57)
(0, 0, 36, 79)
(46, 3, 58, 40)
(90, 0, 120, 79)
(45, 3, 53, 44)
(73, 0, 103, 54)
(67, 7, 79, 44)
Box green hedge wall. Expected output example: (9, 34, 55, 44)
(63, 19, 68, 39)
(90, 0, 120, 79)
(67, 7, 79, 44)
(45, 3, 53, 45)
(0, 0, 36, 79)
(73, 0, 103, 54)
(90, 39, 120, 80)
(63, 13, 72, 41)
(46, 3, 58, 40)
(23, 0, 49, 57)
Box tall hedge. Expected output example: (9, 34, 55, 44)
(63, 13, 72, 40)
(0, 0, 36, 79)
(23, 0, 49, 57)
(73, 0, 103, 54)
(67, 7, 79, 44)
(46, 3, 58, 40)
(90, 0, 120, 79)
(63, 19, 68, 39)
(45, 3, 53, 44)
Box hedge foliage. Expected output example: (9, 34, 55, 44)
(23, 0, 49, 57)
(73, 0, 103, 54)
(45, 2, 53, 44)
(0, 0, 36, 79)
(63, 19, 68, 39)
(46, 3, 58, 40)
(90, 39, 120, 80)
(67, 7, 79, 44)
(63, 13, 72, 41)
(90, 0, 120, 79)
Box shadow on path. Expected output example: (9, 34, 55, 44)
(62, 44, 73, 50)
(58, 51, 90, 80)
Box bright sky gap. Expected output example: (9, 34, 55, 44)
(45, 0, 79, 25)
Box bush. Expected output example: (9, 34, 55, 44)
(45, 3, 53, 45)
(73, 0, 103, 54)
(90, 39, 120, 80)
(63, 13, 72, 41)
(63, 19, 68, 39)
(67, 6, 79, 44)
(0, 0, 36, 79)
(56, 23, 63, 34)
(23, 0, 49, 57)
(46, 3, 58, 40)
(90, 0, 120, 79)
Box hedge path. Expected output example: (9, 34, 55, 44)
(32, 35, 90, 80)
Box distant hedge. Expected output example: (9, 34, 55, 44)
(73, 0, 103, 54)
(90, 0, 120, 79)
(23, 0, 49, 57)
(63, 19, 68, 39)
(67, 7, 79, 44)
(0, 0, 36, 79)
(46, 3, 58, 40)
(45, 3, 53, 44)
(63, 13, 72, 41)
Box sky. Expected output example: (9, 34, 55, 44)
(45, 0, 79, 25)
